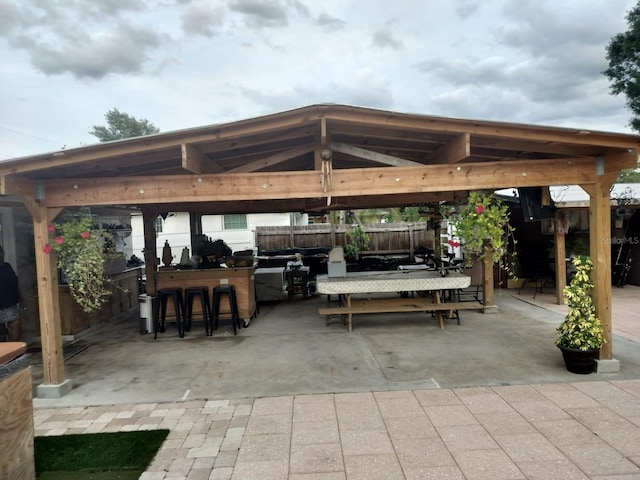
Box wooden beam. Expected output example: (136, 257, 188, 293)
(331, 141, 424, 167)
(35, 156, 601, 208)
(428, 133, 470, 164)
(227, 144, 314, 173)
(0, 175, 38, 197)
(602, 149, 638, 186)
(182, 144, 213, 174)
(324, 107, 640, 150)
(3, 112, 322, 175)
(315, 117, 329, 171)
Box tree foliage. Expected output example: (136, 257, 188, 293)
(89, 108, 160, 142)
(616, 168, 640, 182)
(603, 3, 640, 132)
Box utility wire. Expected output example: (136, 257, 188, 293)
(0, 125, 66, 148)
(0, 125, 67, 159)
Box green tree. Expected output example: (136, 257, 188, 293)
(89, 108, 160, 142)
(616, 168, 640, 182)
(603, 3, 640, 132)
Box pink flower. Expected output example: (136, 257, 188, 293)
(54, 236, 65, 245)
(80, 231, 90, 239)
(475, 205, 484, 214)
(47, 224, 56, 233)
(42, 244, 52, 254)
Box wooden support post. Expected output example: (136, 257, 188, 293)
(482, 244, 494, 307)
(582, 182, 613, 359)
(142, 208, 159, 296)
(409, 224, 415, 262)
(32, 208, 65, 386)
(554, 220, 567, 305)
(189, 212, 202, 253)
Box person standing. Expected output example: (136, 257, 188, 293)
(0, 245, 21, 341)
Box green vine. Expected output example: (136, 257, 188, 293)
(443, 190, 517, 277)
(43, 212, 112, 313)
(556, 256, 606, 351)
(344, 224, 370, 262)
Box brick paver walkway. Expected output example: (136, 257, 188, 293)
(34, 380, 640, 479)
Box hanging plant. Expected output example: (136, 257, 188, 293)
(43, 212, 111, 313)
(442, 190, 517, 277)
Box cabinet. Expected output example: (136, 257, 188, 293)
(255, 267, 286, 302)
(59, 268, 141, 336)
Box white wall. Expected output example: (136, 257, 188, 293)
(130, 212, 301, 263)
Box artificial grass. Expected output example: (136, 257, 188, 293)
(34, 429, 169, 479)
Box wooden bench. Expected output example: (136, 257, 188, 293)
(319, 295, 484, 331)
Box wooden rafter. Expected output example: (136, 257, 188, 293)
(427, 133, 471, 164)
(331, 141, 424, 167)
(227, 144, 314, 173)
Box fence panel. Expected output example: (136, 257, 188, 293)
(255, 223, 434, 255)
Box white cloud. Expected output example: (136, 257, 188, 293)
(0, 0, 637, 159)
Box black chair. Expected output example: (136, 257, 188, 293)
(457, 257, 484, 304)
(155, 288, 184, 338)
(212, 285, 241, 335)
(517, 250, 554, 299)
(184, 286, 211, 335)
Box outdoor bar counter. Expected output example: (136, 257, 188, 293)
(157, 267, 256, 324)
(0, 342, 35, 479)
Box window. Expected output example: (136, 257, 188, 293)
(223, 214, 247, 230)
(155, 217, 163, 233)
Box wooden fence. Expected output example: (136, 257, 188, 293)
(254, 223, 435, 255)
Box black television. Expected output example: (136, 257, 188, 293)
(518, 187, 556, 222)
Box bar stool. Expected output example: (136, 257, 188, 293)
(212, 285, 241, 335)
(0, 322, 9, 342)
(155, 288, 184, 339)
(184, 286, 211, 335)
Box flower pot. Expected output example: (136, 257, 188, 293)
(557, 345, 598, 374)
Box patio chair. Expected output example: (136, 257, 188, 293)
(517, 250, 554, 299)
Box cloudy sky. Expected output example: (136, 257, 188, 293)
(0, 0, 638, 159)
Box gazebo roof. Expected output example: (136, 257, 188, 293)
(1, 104, 639, 214)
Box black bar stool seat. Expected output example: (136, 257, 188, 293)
(155, 288, 184, 338)
(212, 285, 241, 335)
(184, 286, 211, 335)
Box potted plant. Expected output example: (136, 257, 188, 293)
(555, 255, 605, 374)
(43, 211, 112, 313)
(193, 235, 232, 268)
(443, 190, 517, 277)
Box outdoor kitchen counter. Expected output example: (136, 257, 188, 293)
(157, 267, 256, 324)
(0, 342, 35, 479)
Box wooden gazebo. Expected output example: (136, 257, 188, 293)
(1, 104, 638, 396)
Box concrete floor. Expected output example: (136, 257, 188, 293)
(30, 286, 640, 408)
